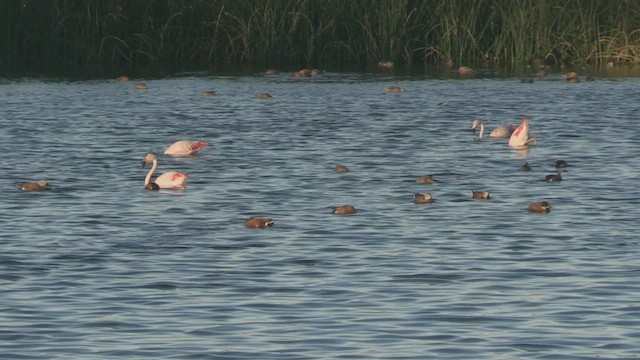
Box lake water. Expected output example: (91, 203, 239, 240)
(1, 70, 639, 359)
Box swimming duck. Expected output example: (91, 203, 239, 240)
(332, 205, 357, 215)
(413, 193, 433, 204)
(245, 217, 275, 228)
(377, 60, 394, 69)
(554, 160, 568, 168)
(293, 69, 313, 77)
(518, 162, 532, 172)
(536, 68, 548, 77)
(528, 201, 552, 213)
(545, 173, 563, 182)
(335, 165, 350, 173)
(18, 180, 51, 191)
(563, 72, 580, 83)
(458, 66, 473, 75)
(416, 175, 436, 184)
(385, 86, 405, 93)
(471, 191, 490, 199)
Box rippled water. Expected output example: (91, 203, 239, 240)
(1, 71, 639, 359)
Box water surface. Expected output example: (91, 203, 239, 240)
(1, 70, 639, 359)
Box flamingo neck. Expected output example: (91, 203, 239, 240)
(144, 159, 157, 186)
(477, 122, 485, 139)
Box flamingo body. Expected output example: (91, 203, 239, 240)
(142, 153, 188, 190)
(490, 124, 515, 138)
(509, 119, 534, 148)
(155, 171, 189, 188)
(471, 119, 515, 139)
(164, 140, 208, 156)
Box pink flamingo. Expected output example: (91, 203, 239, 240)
(142, 153, 188, 189)
(164, 140, 208, 156)
(471, 119, 515, 139)
(508, 119, 537, 148)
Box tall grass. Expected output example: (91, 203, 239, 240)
(3, 0, 640, 74)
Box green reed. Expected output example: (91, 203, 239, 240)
(3, 0, 640, 74)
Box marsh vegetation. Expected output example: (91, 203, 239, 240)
(3, 0, 640, 74)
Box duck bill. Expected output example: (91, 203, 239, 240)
(509, 120, 530, 148)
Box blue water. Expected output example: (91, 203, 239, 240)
(1, 71, 639, 359)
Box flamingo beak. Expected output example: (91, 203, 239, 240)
(141, 160, 147, 168)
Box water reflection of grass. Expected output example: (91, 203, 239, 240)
(4, 0, 640, 73)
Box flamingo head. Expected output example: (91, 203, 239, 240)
(142, 153, 157, 167)
(145, 182, 160, 191)
(471, 119, 482, 130)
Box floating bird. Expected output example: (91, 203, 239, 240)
(202, 90, 217, 96)
(416, 175, 436, 184)
(145, 182, 160, 191)
(116, 75, 129, 82)
(529, 201, 552, 213)
(259, 92, 273, 99)
(458, 66, 473, 75)
(18, 180, 51, 192)
(545, 173, 563, 182)
(293, 69, 313, 77)
(536, 68, 548, 77)
(471, 119, 515, 139)
(554, 160, 568, 168)
(134, 82, 148, 90)
(335, 165, 349, 173)
(332, 205, 357, 215)
(245, 217, 275, 228)
(377, 60, 394, 69)
(563, 72, 580, 83)
(472, 191, 490, 199)
(413, 193, 433, 204)
(164, 140, 208, 157)
(142, 153, 188, 190)
(509, 119, 536, 148)
(518, 162, 532, 172)
(385, 86, 405, 93)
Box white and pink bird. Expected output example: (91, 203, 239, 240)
(508, 119, 537, 148)
(471, 119, 515, 139)
(142, 153, 188, 190)
(164, 140, 208, 156)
